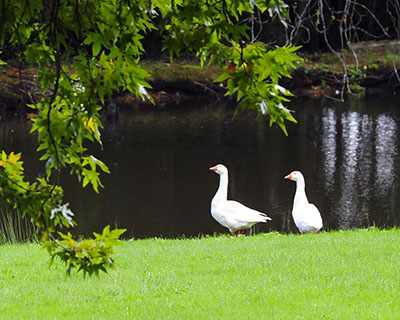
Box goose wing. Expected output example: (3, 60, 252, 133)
(295, 203, 323, 232)
(220, 200, 271, 229)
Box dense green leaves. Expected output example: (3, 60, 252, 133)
(0, 0, 301, 275)
(211, 43, 300, 135)
(43, 226, 126, 277)
(0, 0, 150, 275)
(160, 0, 301, 134)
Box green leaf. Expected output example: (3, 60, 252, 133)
(214, 72, 231, 83)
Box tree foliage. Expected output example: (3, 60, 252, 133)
(0, 0, 301, 275)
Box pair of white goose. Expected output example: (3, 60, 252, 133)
(210, 164, 323, 236)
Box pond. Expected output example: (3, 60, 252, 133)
(1, 94, 400, 238)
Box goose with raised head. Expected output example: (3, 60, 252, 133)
(210, 164, 271, 236)
(284, 171, 323, 233)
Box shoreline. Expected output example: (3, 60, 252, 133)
(1, 62, 399, 112)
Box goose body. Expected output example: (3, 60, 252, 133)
(210, 164, 271, 236)
(285, 171, 323, 233)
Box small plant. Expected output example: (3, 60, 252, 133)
(0, 209, 37, 244)
(43, 226, 126, 277)
(348, 82, 365, 95)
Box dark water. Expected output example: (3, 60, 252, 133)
(1, 95, 400, 238)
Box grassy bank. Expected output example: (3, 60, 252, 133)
(2, 40, 399, 108)
(0, 228, 399, 319)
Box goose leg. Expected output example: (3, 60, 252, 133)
(230, 231, 236, 237)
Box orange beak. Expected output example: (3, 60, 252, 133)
(284, 173, 292, 180)
(210, 165, 218, 171)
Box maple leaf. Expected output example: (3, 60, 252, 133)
(7, 152, 21, 165)
(84, 117, 95, 134)
(226, 61, 236, 73)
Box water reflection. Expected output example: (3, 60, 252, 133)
(357, 115, 374, 199)
(321, 108, 336, 191)
(334, 111, 362, 229)
(375, 114, 397, 196)
(0, 97, 400, 237)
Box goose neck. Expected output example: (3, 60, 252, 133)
(213, 173, 228, 203)
(294, 180, 308, 206)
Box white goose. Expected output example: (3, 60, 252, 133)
(284, 171, 323, 233)
(210, 164, 271, 236)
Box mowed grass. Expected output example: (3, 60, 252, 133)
(1, 229, 399, 319)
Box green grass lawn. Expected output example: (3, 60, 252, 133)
(1, 229, 399, 319)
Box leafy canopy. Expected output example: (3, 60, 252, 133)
(0, 0, 300, 276)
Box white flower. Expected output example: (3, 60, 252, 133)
(50, 203, 75, 227)
(277, 103, 292, 116)
(258, 100, 269, 115)
(73, 82, 85, 92)
(138, 84, 150, 101)
(274, 84, 289, 94)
